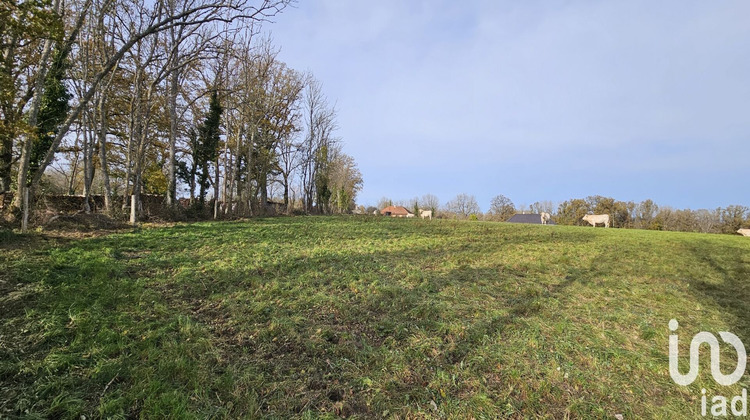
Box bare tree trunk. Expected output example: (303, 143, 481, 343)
(213, 155, 220, 219)
(122, 84, 138, 210)
(228, 130, 239, 216)
(133, 143, 144, 220)
(189, 162, 196, 204)
(260, 176, 268, 216)
(15, 0, 89, 220)
(129, 66, 147, 218)
(283, 174, 290, 214)
(130, 194, 136, 225)
(132, 157, 142, 221)
(167, 67, 179, 206)
(133, 76, 158, 220)
(68, 130, 82, 194)
(15, 7, 58, 229)
(221, 138, 229, 214)
(82, 111, 94, 213)
(21, 188, 29, 232)
(291, 185, 297, 214)
(96, 93, 113, 213)
(244, 129, 254, 216)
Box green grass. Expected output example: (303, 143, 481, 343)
(1, 216, 749, 418)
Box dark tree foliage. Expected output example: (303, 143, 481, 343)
(0, 0, 64, 192)
(314, 144, 331, 213)
(488, 194, 515, 221)
(196, 91, 222, 203)
(29, 47, 71, 181)
(556, 198, 590, 226)
(251, 129, 280, 209)
(720, 205, 749, 234)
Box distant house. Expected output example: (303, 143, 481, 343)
(380, 205, 413, 217)
(506, 213, 556, 225)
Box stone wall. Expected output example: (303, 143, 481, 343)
(0, 193, 166, 216)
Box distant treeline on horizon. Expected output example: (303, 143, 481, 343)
(369, 194, 749, 235)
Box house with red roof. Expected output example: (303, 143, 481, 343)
(380, 205, 413, 217)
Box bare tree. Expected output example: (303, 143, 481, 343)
(2, 0, 371, 227)
(277, 131, 303, 213)
(227, 38, 278, 216)
(720, 205, 749, 234)
(14, 0, 90, 230)
(419, 194, 439, 215)
(326, 145, 363, 213)
(11, 0, 291, 226)
(259, 62, 303, 213)
(530, 200, 555, 215)
(0, 0, 75, 194)
(164, 1, 230, 207)
(488, 194, 515, 221)
(444, 193, 481, 219)
(695, 208, 720, 234)
(635, 199, 658, 229)
(300, 75, 337, 213)
(377, 197, 393, 211)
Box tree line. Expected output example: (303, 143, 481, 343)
(553, 196, 748, 234)
(374, 194, 749, 234)
(1, 0, 363, 230)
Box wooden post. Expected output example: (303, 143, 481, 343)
(130, 194, 136, 225)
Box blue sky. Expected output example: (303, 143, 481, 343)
(269, 1, 750, 212)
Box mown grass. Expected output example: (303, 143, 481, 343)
(1, 216, 749, 418)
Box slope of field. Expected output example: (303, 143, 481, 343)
(1, 217, 749, 418)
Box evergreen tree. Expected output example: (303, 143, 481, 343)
(196, 91, 222, 203)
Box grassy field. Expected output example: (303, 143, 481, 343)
(1, 216, 749, 418)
